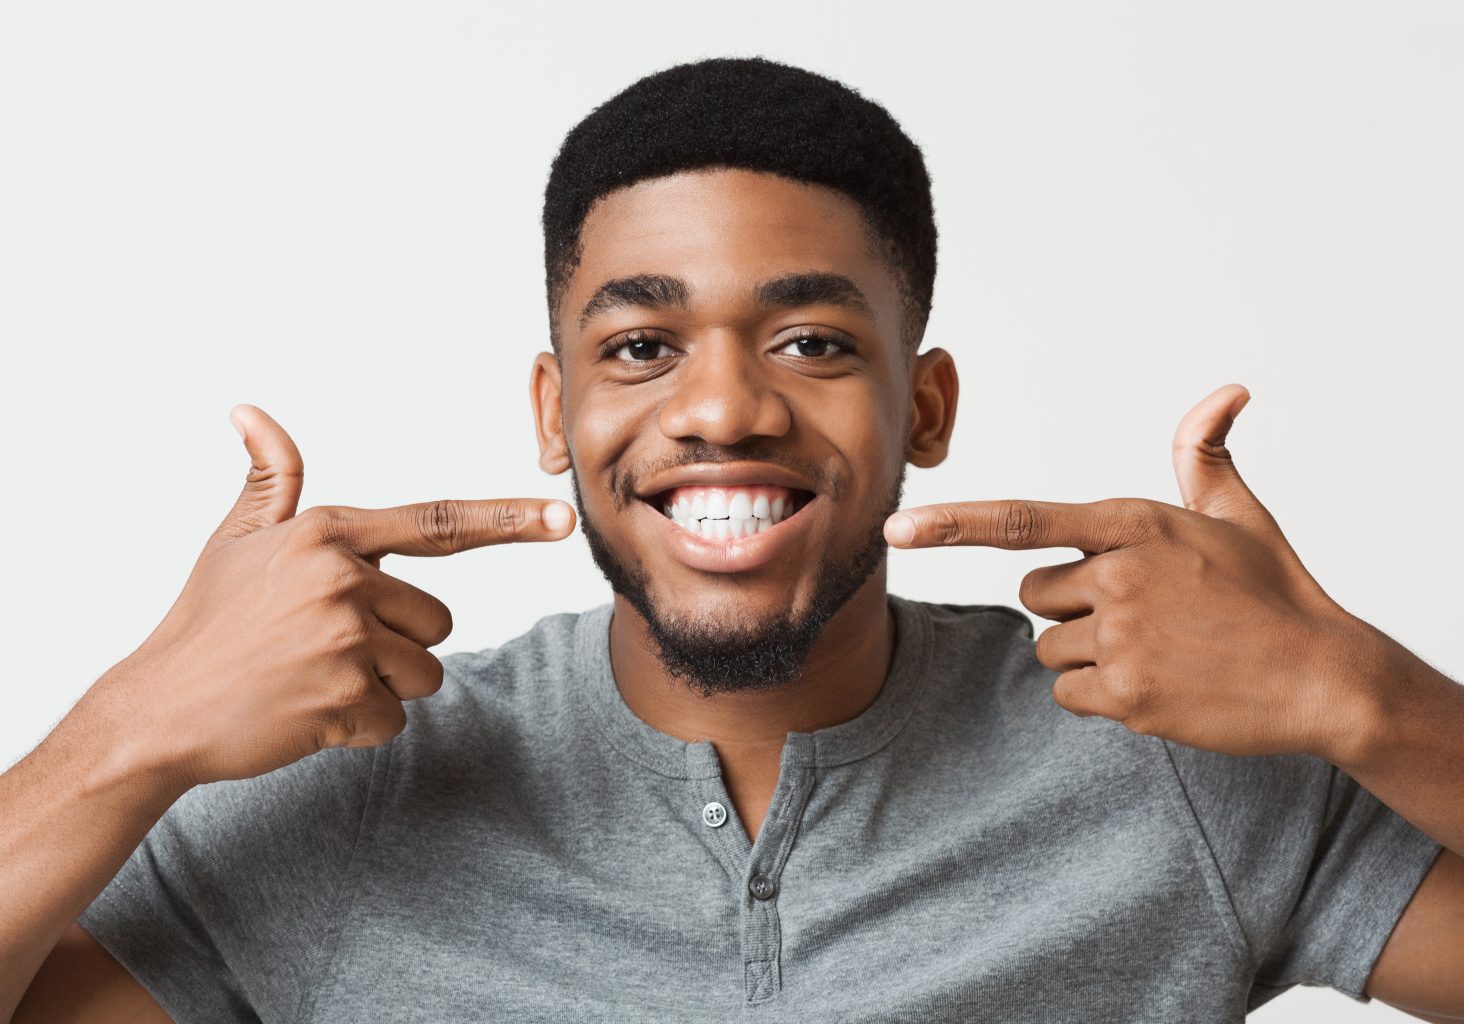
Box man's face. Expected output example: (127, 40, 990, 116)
(533, 168, 941, 694)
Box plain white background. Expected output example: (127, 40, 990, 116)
(1, 2, 1459, 1019)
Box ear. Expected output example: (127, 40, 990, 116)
(530, 351, 571, 474)
(906, 346, 958, 469)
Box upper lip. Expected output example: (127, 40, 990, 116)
(634, 462, 819, 503)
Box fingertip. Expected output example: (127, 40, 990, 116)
(884, 512, 916, 548)
(1227, 385, 1252, 419)
(227, 404, 250, 441)
(542, 500, 574, 535)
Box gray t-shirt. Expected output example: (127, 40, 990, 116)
(78, 595, 1443, 1022)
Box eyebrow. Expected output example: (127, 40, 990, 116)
(578, 274, 689, 329)
(577, 271, 874, 329)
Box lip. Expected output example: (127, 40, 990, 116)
(634, 461, 818, 503)
(643, 492, 819, 574)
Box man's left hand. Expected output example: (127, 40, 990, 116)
(884, 383, 1388, 762)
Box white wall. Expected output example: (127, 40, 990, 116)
(1, 2, 1459, 1019)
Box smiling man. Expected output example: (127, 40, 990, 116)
(5, 56, 1464, 1024)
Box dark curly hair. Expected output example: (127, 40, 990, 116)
(541, 56, 937, 355)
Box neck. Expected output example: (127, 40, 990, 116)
(607, 568, 896, 748)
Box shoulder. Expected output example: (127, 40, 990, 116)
(893, 595, 1054, 719)
(390, 604, 603, 765)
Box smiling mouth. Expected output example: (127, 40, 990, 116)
(645, 484, 814, 540)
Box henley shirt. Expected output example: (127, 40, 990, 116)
(77, 595, 1444, 1022)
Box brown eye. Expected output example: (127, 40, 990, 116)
(613, 338, 675, 361)
(776, 333, 849, 358)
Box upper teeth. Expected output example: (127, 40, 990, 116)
(660, 486, 798, 539)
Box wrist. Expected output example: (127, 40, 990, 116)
(69, 661, 198, 803)
(1310, 613, 1432, 773)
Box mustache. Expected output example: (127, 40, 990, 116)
(611, 442, 842, 511)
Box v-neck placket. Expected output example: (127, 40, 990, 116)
(573, 595, 934, 1007)
(685, 733, 817, 1003)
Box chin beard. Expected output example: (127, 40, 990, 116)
(569, 467, 905, 697)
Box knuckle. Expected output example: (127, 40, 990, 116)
(429, 601, 454, 646)
(1017, 569, 1042, 610)
(314, 711, 353, 750)
(297, 505, 347, 546)
(416, 500, 465, 553)
(931, 506, 962, 546)
(1093, 556, 1134, 598)
(322, 553, 366, 601)
(490, 501, 527, 537)
(1001, 501, 1040, 546)
(323, 612, 371, 655)
(1180, 544, 1211, 581)
(1106, 666, 1148, 718)
(354, 700, 408, 745)
(1033, 623, 1060, 666)
(382, 700, 408, 739)
(1101, 499, 1154, 546)
(422, 653, 445, 696)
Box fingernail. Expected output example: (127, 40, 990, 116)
(228, 410, 247, 441)
(886, 513, 916, 546)
(542, 501, 573, 533)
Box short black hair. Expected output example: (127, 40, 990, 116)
(541, 56, 937, 354)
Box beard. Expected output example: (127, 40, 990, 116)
(569, 456, 905, 698)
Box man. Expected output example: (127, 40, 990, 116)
(3, 56, 1462, 1022)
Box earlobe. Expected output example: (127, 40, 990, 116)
(906, 347, 959, 469)
(530, 351, 572, 475)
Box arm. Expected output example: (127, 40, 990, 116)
(3, 404, 574, 1022)
(884, 384, 1464, 1017)
(14, 924, 172, 1024)
(1324, 630, 1464, 1016)
(0, 695, 183, 1022)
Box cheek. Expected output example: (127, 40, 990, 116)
(801, 381, 907, 499)
(567, 389, 652, 499)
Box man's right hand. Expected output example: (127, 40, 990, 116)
(79, 404, 575, 791)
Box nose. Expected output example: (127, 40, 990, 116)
(657, 335, 792, 445)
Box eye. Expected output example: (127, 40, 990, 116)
(606, 334, 677, 362)
(775, 332, 851, 359)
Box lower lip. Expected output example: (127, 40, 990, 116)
(643, 497, 817, 574)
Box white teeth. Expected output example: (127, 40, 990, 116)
(706, 491, 728, 519)
(661, 487, 806, 541)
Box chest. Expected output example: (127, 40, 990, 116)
(309, 744, 1248, 1023)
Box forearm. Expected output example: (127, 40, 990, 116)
(1328, 622, 1464, 858)
(0, 681, 189, 1020)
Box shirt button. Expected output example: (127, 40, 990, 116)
(702, 801, 728, 828)
(748, 874, 777, 901)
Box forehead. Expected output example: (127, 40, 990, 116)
(562, 169, 902, 332)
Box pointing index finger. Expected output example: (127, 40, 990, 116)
(314, 498, 576, 558)
(884, 499, 1136, 554)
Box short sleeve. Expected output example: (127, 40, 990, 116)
(1161, 741, 1444, 1011)
(76, 743, 384, 1024)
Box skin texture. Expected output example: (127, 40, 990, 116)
(7, 166, 1464, 1021)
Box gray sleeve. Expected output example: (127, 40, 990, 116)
(1161, 741, 1443, 1009)
(76, 743, 385, 1024)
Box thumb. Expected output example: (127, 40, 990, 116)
(211, 404, 305, 544)
(1170, 383, 1278, 532)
